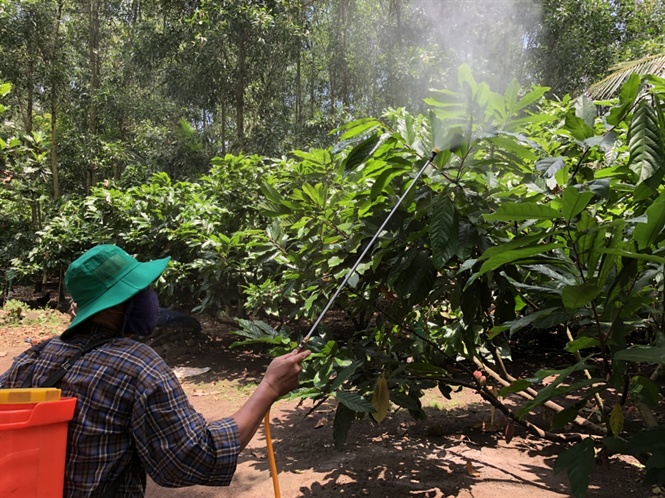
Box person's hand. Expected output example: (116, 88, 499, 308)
(260, 348, 311, 398)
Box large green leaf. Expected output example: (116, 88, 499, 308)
(565, 110, 595, 142)
(575, 212, 603, 279)
(330, 360, 363, 390)
(334, 391, 375, 413)
(370, 167, 408, 200)
(333, 403, 355, 450)
(614, 346, 665, 364)
(478, 243, 564, 276)
(565, 337, 601, 353)
(489, 307, 564, 338)
(562, 187, 594, 222)
(597, 248, 665, 265)
(633, 191, 665, 250)
(597, 221, 625, 286)
(574, 95, 597, 128)
(513, 85, 549, 112)
(554, 439, 595, 498)
(301, 183, 325, 207)
(429, 196, 459, 269)
(336, 118, 382, 140)
(394, 249, 437, 304)
(561, 283, 602, 312)
(478, 231, 557, 262)
(627, 99, 665, 185)
(343, 134, 382, 171)
(483, 202, 560, 221)
(489, 134, 538, 162)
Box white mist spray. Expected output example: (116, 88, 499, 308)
(415, 0, 542, 91)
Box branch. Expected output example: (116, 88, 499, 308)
(473, 357, 607, 437)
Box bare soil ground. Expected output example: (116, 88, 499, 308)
(0, 308, 659, 498)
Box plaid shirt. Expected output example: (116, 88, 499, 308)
(0, 325, 240, 497)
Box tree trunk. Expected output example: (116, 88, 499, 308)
(25, 65, 34, 136)
(221, 100, 227, 155)
(50, 0, 63, 200)
(87, 0, 100, 191)
(295, 1, 303, 134)
(236, 31, 246, 149)
(88, 0, 100, 135)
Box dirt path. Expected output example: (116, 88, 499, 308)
(0, 320, 655, 498)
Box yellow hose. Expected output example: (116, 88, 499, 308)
(264, 410, 281, 498)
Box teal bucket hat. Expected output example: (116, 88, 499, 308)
(63, 245, 170, 334)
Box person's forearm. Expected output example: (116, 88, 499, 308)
(231, 381, 279, 450)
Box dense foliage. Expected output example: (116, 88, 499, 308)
(2, 1, 665, 496)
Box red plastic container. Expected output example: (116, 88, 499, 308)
(0, 398, 77, 498)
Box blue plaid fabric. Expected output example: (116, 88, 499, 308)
(0, 325, 239, 497)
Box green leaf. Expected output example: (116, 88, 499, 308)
(429, 196, 459, 269)
(633, 192, 665, 250)
(483, 202, 560, 222)
(554, 439, 595, 498)
(575, 212, 603, 279)
(513, 85, 549, 112)
(231, 319, 278, 339)
(489, 134, 538, 162)
(606, 73, 641, 126)
(497, 379, 531, 397)
(394, 249, 437, 304)
(478, 243, 564, 276)
(551, 399, 587, 430)
(337, 118, 381, 140)
(332, 402, 355, 450)
(614, 346, 665, 364)
(520, 358, 597, 416)
(565, 336, 601, 353)
(489, 307, 562, 337)
(565, 111, 595, 141)
(370, 167, 407, 200)
(334, 391, 375, 413)
(562, 187, 594, 222)
(301, 183, 324, 207)
(330, 361, 363, 391)
(629, 376, 661, 407)
(0, 82, 11, 97)
(627, 100, 665, 186)
(575, 95, 596, 127)
(389, 391, 422, 412)
(343, 134, 381, 171)
(477, 231, 558, 262)
(458, 63, 477, 94)
(561, 283, 601, 312)
(597, 248, 665, 265)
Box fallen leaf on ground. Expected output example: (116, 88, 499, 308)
(0, 351, 7, 357)
(172, 366, 211, 379)
(465, 460, 480, 477)
(251, 449, 266, 459)
(505, 422, 515, 444)
(314, 417, 328, 429)
(191, 389, 210, 396)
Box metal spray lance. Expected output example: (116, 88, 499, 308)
(297, 147, 440, 352)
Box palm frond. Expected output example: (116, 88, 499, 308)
(587, 53, 665, 100)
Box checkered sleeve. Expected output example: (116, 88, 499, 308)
(131, 362, 240, 487)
